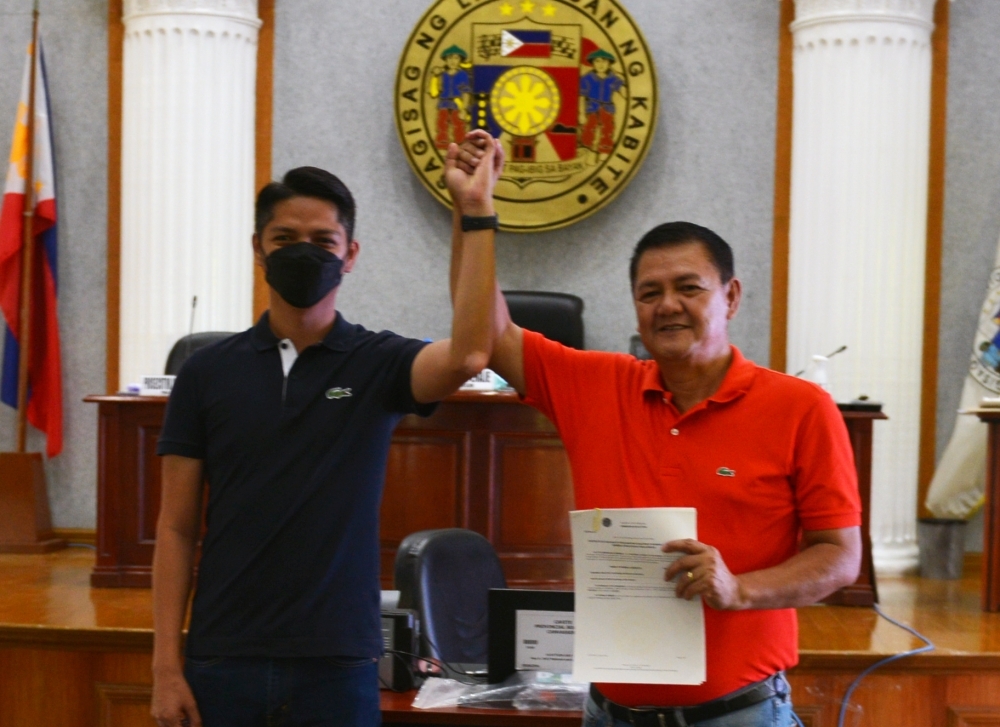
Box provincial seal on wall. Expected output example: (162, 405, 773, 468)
(394, 0, 657, 232)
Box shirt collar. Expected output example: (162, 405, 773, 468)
(641, 345, 756, 405)
(250, 311, 356, 353)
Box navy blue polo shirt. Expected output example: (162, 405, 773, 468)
(156, 312, 434, 658)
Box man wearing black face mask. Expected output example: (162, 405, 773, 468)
(150, 134, 504, 727)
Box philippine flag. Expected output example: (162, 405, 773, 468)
(501, 29, 552, 58)
(0, 37, 62, 457)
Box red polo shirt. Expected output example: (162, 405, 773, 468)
(521, 330, 860, 706)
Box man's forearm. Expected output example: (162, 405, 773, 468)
(446, 136, 499, 377)
(449, 217, 496, 375)
(152, 527, 198, 674)
(449, 205, 463, 304)
(735, 538, 860, 610)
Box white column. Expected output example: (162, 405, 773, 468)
(119, 0, 260, 389)
(787, 0, 936, 574)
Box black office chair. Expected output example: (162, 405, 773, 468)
(164, 332, 234, 375)
(502, 291, 585, 350)
(394, 528, 507, 666)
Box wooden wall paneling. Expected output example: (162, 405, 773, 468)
(769, 0, 795, 373)
(0, 648, 94, 727)
(0, 647, 154, 727)
(948, 674, 1000, 712)
(948, 707, 1000, 727)
(492, 435, 573, 546)
(381, 435, 467, 536)
(106, 0, 124, 393)
(95, 683, 154, 727)
(918, 0, 951, 519)
(253, 0, 275, 320)
(463, 406, 493, 536)
(790, 704, 822, 727)
(786, 672, 939, 727)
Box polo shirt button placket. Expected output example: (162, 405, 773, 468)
(670, 428, 679, 436)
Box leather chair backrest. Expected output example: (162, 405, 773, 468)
(503, 291, 585, 350)
(164, 332, 234, 375)
(394, 528, 507, 664)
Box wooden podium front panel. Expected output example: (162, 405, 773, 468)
(86, 394, 881, 600)
(379, 432, 469, 584)
(822, 410, 885, 606)
(378, 394, 567, 589)
(492, 435, 574, 588)
(87, 397, 169, 588)
(136, 424, 162, 548)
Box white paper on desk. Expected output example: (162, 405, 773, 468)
(570, 507, 705, 685)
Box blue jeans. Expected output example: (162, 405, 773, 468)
(582, 674, 794, 727)
(184, 655, 381, 727)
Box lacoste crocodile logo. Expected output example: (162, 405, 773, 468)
(325, 387, 353, 400)
(716, 467, 736, 477)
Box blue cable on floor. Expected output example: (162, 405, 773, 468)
(831, 603, 935, 727)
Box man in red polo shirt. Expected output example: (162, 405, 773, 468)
(450, 154, 861, 724)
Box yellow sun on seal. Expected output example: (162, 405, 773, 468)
(489, 67, 560, 138)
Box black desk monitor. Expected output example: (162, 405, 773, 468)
(487, 589, 574, 683)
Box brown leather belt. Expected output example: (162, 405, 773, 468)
(589, 674, 781, 727)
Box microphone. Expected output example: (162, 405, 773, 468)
(189, 295, 198, 338)
(793, 344, 847, 377)
(183, 295, 197, 366)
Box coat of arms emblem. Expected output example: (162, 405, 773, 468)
(395, 0, 657, 232)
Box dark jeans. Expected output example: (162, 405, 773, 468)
(184, 655, 381, 727)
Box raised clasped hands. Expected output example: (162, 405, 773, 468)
(662, 538, 747, 611)
(444, 129, 505, 216)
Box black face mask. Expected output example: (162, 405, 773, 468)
(264, 243, 344, 309)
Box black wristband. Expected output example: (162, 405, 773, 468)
(461, 214, 499, 232)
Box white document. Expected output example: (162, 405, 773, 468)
(515, 610, 574, 672)
(570, 507, 705, 685)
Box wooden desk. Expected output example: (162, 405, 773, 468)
(974, 409, 1000, 611)
(84, 395, 881, 603)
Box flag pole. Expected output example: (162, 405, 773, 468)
(0, 2, 64, 553)
(15, 0, 40, 453)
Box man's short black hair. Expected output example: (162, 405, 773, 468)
(255, 166, 356, 242)
(629, 222, 734, 289)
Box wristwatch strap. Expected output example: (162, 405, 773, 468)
(461, 214, 500, 232)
